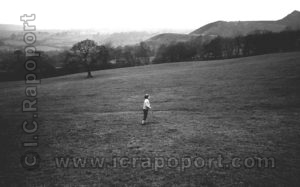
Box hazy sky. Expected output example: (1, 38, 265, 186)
(1, 0, 299, 32)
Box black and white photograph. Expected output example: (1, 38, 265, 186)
(0, 0, 300, 186)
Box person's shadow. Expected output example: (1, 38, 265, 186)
(143, 121, 159, 125)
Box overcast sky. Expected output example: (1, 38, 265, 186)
(1, 0, 299, 32)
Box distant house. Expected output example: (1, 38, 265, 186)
(136, 56, 155, 65)
(109, 56, 155, 66)
(109, 59, 117, 64)
(136, 57, 149, 65)
(109, 58, 128, 65)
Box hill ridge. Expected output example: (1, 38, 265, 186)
(147, 10, 300, 48)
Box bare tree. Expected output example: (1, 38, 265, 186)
(71, 39, 97, 78)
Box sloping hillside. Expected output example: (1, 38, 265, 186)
(147, 10, 300, 48)
(145, 33, 195, 49)
(190, 10, 300, 37)
(190, 20, 286, 37)
(1, 52, 300, 186)
(277, 10, 300, 30)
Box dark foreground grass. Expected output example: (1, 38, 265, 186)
(1, 52, 300, 186)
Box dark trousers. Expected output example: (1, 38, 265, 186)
(143, 109, 148, 120)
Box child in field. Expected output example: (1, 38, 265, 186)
(142, 94, 151, 125)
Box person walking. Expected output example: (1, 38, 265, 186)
(142, 94, 151, 125)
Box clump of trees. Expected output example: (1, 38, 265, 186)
(153, 42, 196, 63)
(61, 40, 152, 78)
(0, 49, 56, 81)
(69, 39, 110, 78)
(153, 30, 300, 63)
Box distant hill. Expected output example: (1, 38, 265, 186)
(147, 10, 300, 49)
(277, 10, 300, 30)
(100, 32, 158, 46)
(1, 11, 299, 51)
(0, 24, 22, 31)
(189, 20, 286, 37)
(145, 33, 196, 49)
(0, 29, 160, 51)
(191, 10, 300, 37)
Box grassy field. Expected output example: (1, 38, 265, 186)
(1, 52, 300, 186)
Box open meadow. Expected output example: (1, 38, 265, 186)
(1, 52, 300, 186)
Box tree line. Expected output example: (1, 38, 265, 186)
(153, 30, 300, 63)
(0, 29, 299, 81)
(0, 41, 152, 80)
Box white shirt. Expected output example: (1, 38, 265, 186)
(143, 99, 151, 110)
